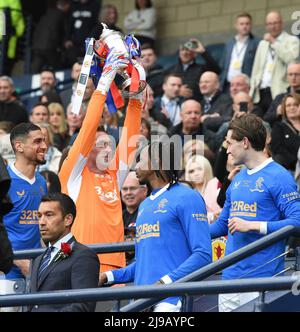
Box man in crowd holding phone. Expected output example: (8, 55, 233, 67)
(165, 39, 220, 100)
(212, 92, 267, 151)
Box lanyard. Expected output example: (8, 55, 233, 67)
(233, 40, 248, 58)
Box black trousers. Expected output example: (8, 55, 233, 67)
(256, 87, 273, 116)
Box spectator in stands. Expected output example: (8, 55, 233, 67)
(49, 103, 69, 151)
(212, 92, 264, 151)
(168, 99, 215, 153)
(92, 4, 122, 38)
(39, 90, 63, 105)
(30, 103, 50, 124)
(60, 59, 82, 111)
(182, 138, 215, 173)
(37, 123, 62, 174)
(124, 0, 156, 47)
(141, 44, 164, 97)
(27, 67, 60, 113)
(65, 103, 86, 146)
(166, 39, 221, 100)
(0, 0, 25, 75)
(63, 0, 101, 66)
(210, 114, 300, 311)
(121, 171, 147, 240)
(40, 67, 57, 94)
(0, 76, 28, 125)
(220, 12, 260, 93)
(141, 85, 167, 136)
(271, 93, 300, 172)
(152, 73, 184, 129)
(40, 170, 61, 193)
(65, 78, 95, 147)
(185, 155, 213, 196)
(4, 123, 48, 282)
(264, 61, 300, 125)
(0, 121, 14, 136)
(31, 0, 71, 73)
(140, 118, 151, 142)
(99, 105, 120, 145)
(199, 71, 232, 132)
(229, 73, 250, 98)
(0, 133, 15, 165)
(250, 11, 300, 115)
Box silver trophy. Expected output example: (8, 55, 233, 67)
(95, 23, 146, 97)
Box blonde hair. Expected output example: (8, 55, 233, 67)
(48, 102, 67, 135)
(38, 122, 54, 146)
(185, 155, 213, 195)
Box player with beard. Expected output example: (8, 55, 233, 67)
(99, 140, 212, 312)
(4, 123, 48, 281)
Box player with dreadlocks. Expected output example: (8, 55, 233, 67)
(99, 139, 212, 312)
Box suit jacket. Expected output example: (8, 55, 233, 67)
(250, 31, 300, 103)
(152, 96, 184, 129)
(220, 34, 260, 89)
(29, 236, 100, 312)
(200, 91, 233, 132)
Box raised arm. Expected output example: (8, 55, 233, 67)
(59, 53, 129, 194)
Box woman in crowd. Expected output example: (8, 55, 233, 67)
(124, 0, 156, 47)
(48, 102, 69, 151)
(37, 123, 62, 174)
(185, 155, 213, 196)
(271, 93, 300, 173)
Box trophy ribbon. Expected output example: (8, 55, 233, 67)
(71, 38, 94, 115)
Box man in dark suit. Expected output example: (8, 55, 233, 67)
(219, 12, 260, 93)
(29, 193, 100, 312)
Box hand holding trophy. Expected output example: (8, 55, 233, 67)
(72, 23, 146, 115)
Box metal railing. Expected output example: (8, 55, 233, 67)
(0, 276, 299, 309)
(13, 242, 135, 260)
(4, 226, 300, 312)
(120, 225, 300, 312)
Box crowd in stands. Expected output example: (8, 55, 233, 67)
(1, 0, 300, 312)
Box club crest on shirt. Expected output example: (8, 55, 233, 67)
(16, 190, 25, 198)
(250, 177, 265, 193)
(154, 198, 168, 214)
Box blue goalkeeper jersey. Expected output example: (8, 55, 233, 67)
(4, 165, 47, 278)
(210, 158, 300, 280)
(112, 183, 212, 305)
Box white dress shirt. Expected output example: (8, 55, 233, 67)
(227, 35, 249, 82)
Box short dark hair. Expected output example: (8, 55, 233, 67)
(40, 66, 56, 78)
(236, 12, 252, 21)
(10, 122, 41, 152)
(41, 193, 76, 224)
(135, 0, 152, 9)
(141, 43, 155, 52)
(163, 73, 183, 84)
(228, 114, 266, 151)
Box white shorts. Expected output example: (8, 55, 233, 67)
(153, 300, 182, 312)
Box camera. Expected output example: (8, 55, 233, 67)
(183, 40, 198, 50)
